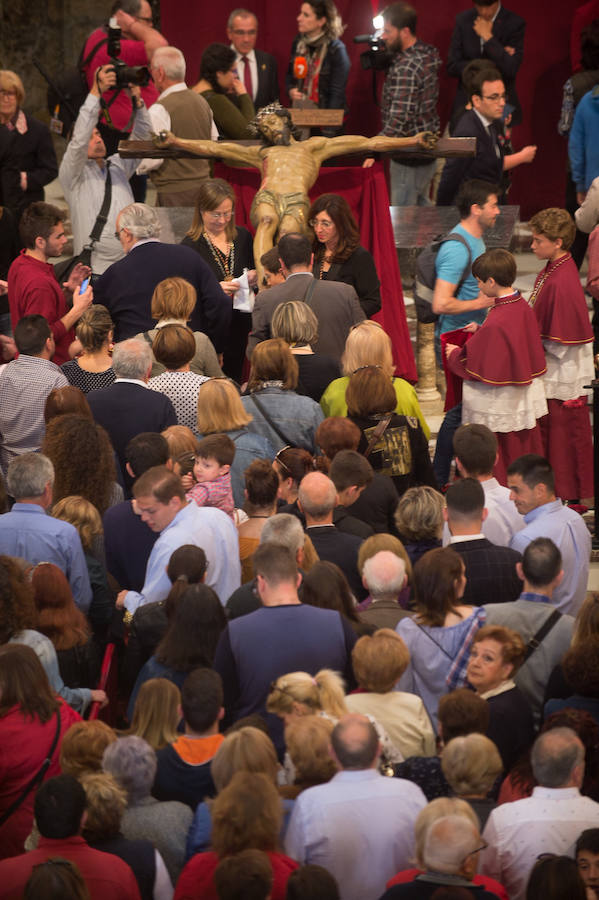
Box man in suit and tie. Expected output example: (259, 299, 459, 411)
(93, 202, 230, 353)
(447, 0, 525, 128)
(437, 67, 536, 207)
(248, 232, 364, 362)
(87, 337, 176, 486)
(227, 9, 279, 111)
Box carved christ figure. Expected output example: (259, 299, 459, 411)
(154, 103, 436, 280)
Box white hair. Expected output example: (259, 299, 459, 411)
(261, 513, 305, 554)
(7, 452, 54, 500)
(112, 338, 153, 380)
(152, 46, 186, 81)
(118, 203, 161, 240)
(362, 551, 406, 600)
(422, 815, 480, 875)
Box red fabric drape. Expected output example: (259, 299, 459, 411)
(215, 160, 417, 382)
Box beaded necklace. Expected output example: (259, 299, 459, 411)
(203, 233, 235, 280)
(529, 253, 570, 308)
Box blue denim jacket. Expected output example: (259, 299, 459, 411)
(241, 387, 324, 453)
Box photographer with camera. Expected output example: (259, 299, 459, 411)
(59, 65, 153, 276)
(364, 2, 440, 207)
(81, 0, 167, 197)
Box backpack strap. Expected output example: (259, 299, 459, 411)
(438, 233, 473, 295)
(0, 708, 61, 828)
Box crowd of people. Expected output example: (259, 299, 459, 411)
(0, 0, 599, 898)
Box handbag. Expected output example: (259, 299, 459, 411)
(54, 160, 113, 286)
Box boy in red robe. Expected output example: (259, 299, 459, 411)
(446, 248, 547, 485)
(529, 207, 594, 500)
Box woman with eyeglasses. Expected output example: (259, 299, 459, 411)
(0, 70, 57, 224)
(182, 178, 256, 382)
(320, 321, 430, 438)
(309, 193, 381, 318)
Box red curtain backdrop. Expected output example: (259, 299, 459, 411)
(162, 0, 588, 219)
(215, 161, 418, 382)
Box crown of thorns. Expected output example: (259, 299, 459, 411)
(248, 102, 291, 136)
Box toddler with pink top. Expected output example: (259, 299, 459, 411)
(186, 433, 235, 518)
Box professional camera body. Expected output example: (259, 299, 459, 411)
(354, 34, 392, 72)
(107, 18, 151, 87)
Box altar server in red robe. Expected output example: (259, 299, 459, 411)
(446, 248, 547, 485)
(528, 208, 594, 500)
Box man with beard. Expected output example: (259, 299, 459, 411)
(151, 103, 435, 282)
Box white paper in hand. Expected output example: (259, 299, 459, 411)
(232, 270, 254, 312)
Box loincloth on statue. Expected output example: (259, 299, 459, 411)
(250, 188, 309, 230)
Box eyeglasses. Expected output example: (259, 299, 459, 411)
(482, 93, 506, 102)
(0, 90, 17, 98)
(135, 14, 153, 23)
(206, 210, 233, 220)
(232, 28, 257, 35)
(460, 840, 488, 865)
(114, 228, 124, 239)
(309, 218, 334, 229)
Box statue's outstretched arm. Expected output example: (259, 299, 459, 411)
(153, 131, 258, 167)
(317, 131, 437, 163)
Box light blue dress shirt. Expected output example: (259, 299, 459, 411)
(284, 768, 427, 900)
(10, 629, 91, 713)
(124, 502, 241, 614)
(0, 503, 91, 613)
(510, 499, 591, 615)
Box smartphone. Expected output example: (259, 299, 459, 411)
(79, 278, 90, 294)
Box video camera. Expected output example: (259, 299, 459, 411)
(107, 17, 151, 87)
(353, 34, 392, 72)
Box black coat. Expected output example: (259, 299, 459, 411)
(314, 245, 382, 319)
(254, 50, 280, 110)
(437, 109, 504, 206)
(0, 113, 58, 221)
(451, 537, 522, 607)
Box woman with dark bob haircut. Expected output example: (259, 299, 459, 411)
(182, 178, 257, 382)
(345, 366, 436, 496)
(127, 583, 226, 720)
(0, 644, 81, 860)
(286, 0, 350, 137)
(192, 43, 255, 139)
(43, 413, 122, 514)
(176, 771, 298, 899)
(148, 324, 209, 429)
(395, 547, 483, 730)
(526, 854, 588, 900)
(241, 338, 324, 452)
(310, 193, 381, 318)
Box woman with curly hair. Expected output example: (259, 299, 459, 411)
(42, 413, 122, 515)
(0, 555, 105, 715)
(31, 562, 101, 692)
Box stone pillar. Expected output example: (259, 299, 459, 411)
(415, 320, 441, 403)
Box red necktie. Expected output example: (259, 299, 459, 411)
(242, 55, 253, 98)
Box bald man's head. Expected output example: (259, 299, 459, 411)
(298, 472, 337, 522)
(331, 714, 380, 770)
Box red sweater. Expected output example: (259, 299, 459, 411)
(174, 850, 298, 900)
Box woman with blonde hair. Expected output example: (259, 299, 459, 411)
(320, 320, 429, 436)
(242, 338, 324, 452)
(52, 496, 114, 638)
(267, 668, 402, 776)
(125, 677, 181, 751)
(280, 716, 337, 800)
(346, 629, 436, 760)
(186, 726, 282, 859)
(61, 305, 115, 393)
(182, 178, 256, 382)
(441, 734, 503, 829)
(394, 485, 444, 566)
(196, 377, 275, 507)
(177, 772, 298, 899)
(135, 276, 223, 378)
(271, 300, 340, 402)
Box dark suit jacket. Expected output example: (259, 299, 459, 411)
(88, 382, 177, 483)
(437, 109, 503, 206)
(314, 245, 382, 318)
(451, 537, 522, 606)
(306, 524, 365, 601)
(254, 50, 280, 110)
(248, 273, 365, 362)
(93, 242, 231, 351)
(447, 5, 525, 127)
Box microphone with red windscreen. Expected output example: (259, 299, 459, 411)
(293, 56, 308, 94)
